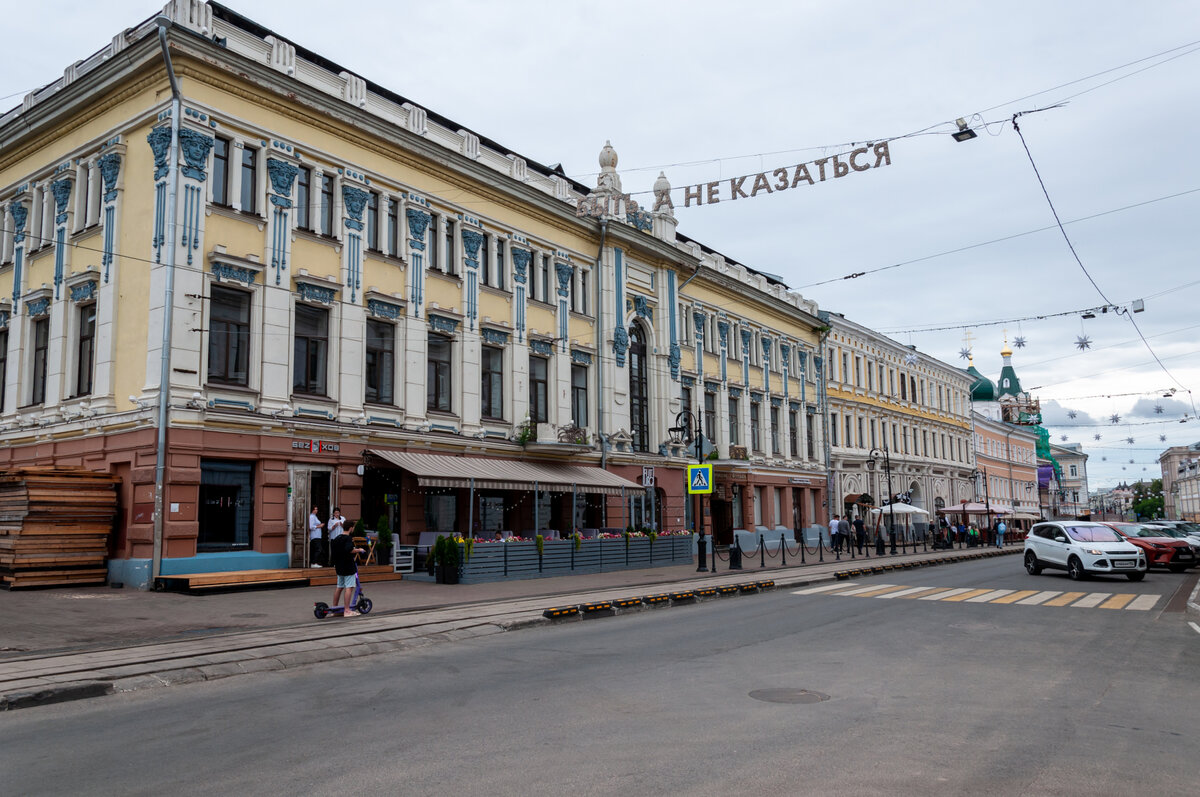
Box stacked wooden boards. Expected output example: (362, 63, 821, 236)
(0, 468, 118, 589)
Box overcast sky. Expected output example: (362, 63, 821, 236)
(5, 1, 1198, 489)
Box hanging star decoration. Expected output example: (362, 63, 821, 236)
(1160, 434, 1168, 442)
(1101, 456, 1107, 461)
(1154, 404, 1164, 414)
(904, 353, 919, 366)
(1094, 433, 1102, 440)
(1075, 335, 1092, 351)
(1126, 437, 1135, 445)
(1060, 434, 1068, 441)
(958, 347, 971, 361)
(1013, 336, 1027, 348)
(1067, 410, 1077, 419)
(1110, 414, 1120, 424)
(1129, 459, 1135, 464)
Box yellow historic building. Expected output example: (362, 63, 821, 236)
(0, 1, 828, 587)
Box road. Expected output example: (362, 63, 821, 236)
(3, 557, 1197, 796)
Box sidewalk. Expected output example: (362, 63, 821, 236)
(0, 544, 1019, 710)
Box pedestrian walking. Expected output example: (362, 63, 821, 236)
(829, 514, 841, 552)
(329, 513, 365, 616)
(996, 519, 1007, 548)
(853, 516, 866, 554)
(308, 505, 325, 567)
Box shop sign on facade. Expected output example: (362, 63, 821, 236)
(293, 439, 339, 453)
(790, 477, 811, 484)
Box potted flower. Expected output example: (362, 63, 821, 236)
(376, 514, 392, 566)
(441, 535, 460, 584)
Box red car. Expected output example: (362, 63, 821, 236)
(1103, 522, 1196, 573)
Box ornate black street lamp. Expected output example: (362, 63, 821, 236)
(669, 408, 710, 573)
(867, 446, 896, 555)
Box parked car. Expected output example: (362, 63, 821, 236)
(1024, 521, 1146, 581)
(1140, 524, 1200, 561)
(1103, 522, 1196, 573)
(1142, 521, 1200, 547)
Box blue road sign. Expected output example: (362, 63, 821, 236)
(687, 464, 713, 494)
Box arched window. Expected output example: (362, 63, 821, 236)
(629, 325, 649, 452)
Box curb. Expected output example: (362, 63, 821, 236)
(1188, 578, 1200, 619)
(0, 680, 112, 711)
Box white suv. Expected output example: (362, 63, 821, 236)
(1024, 521, 1146, 581)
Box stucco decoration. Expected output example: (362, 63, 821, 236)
(367, 298, 402, 320)
(612, 325, 629, 367)
(511, 248, 531, 284)
(429, 314, 459, 335)
(342, 185, 368, 231)
(25, 297, 50, 318)
(556, 262, 573, 297)
(51, 180, 72, 223)
(631, 294, 653, 320)
(266, 158, 298, 207)
(296, 282, 335, 304)
(213, 262, 257, 285)
(668, 343, 681, 379)
(481, 328, 510, 345)
(178, 129, 214, 181)
(531, 339, 553, 356)
(405, 208, 430, 250)
(147, 126, 172, 180)
(69, 280, 98, 302)
(461, 229, 483, 268)
(571, 350, 592, 365)
(11, 202, 28, 244)
(98, 153, 121, 202)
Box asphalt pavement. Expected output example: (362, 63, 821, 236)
(3, 554, 1197, 796)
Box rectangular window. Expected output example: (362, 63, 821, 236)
(240, 145, 257, 214)
(857, 417, 865, 450)
(387, 198, 399, 256)
(198, 460, 254, 552)
(481, 346, 504, 420)
(704, 391, 717, 446)
(495, 239, 506, 291)
(870, 419, 877, 450)
(444, 221, 454, 274)
(427, 214, 439, 270)
(846, 415, 853, 448)
(806, 413, 816, 460)
(529, 356, 548, 423)
(770, 405, 780, 455)
(427, 333, 452, 412)
(1069, 465, 1078, 477)
(319, 174, 334, 236)
(831, 412, 839, 447)
(366, 191, 380, 251)
(296, 167, 311, 230)
(0, 330, 7, 411)
(208, 286, 250, 386)
(789, 409, 798, 457)
(922, 430, 928, 457)
(31, 317, 49, 405)
(365, 319, 395, 405)
(571, 363, 588, 427)
(841, 352, 849, 383)
(579, 269, 587, 314)
(212, 137, 230, 206)
(751, 401, 762, 451)
(728, 397, 739, 446)
(540, 255, 551, 303)
(292, 304, 328, 395)
(855, 356, 862, 386)
(74, 304, 97, 397)
(480, 234, 491, 286)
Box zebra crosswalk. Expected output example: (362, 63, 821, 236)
(791, 581, 1161, 612)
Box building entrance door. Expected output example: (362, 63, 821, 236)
(289, 466, 335, 568)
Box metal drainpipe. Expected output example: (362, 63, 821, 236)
(151, 16, 182, 585)
(596, 219, 608, 470)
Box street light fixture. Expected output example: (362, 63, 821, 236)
(669, 408, 710, 573)
(952, 118, 978, 142)
(867, 446, 896, 555)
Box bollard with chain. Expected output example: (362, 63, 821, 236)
(759, 534, 766, 568)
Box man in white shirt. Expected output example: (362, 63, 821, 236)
(308, 506, 325, 567)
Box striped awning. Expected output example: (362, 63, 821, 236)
(367, 450, 643, 495)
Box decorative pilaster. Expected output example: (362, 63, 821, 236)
(693, 310, 706, 388)
(147, 124, 171, 264)
(97, 150, 122, 282)
(612, 247, 627, 367)
(266, 156, 299, 285)
(10, 199, 29, 309)
(761, 335, 772, 393)
(461, 227, 483, 331)
(51, 177, 73, 299)
(667, 270, 680, 381)
(511, 246, 530, 341)
(405, 205, 431, 315)
(741, 328, 752, 387)
(341, 184, 368, 303)
(718, 320, 729, 382)
(555, 261, 572, 351)
(780, 342, 791, 401)
(178, 129, 213, 266)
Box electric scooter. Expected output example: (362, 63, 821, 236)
(314, 573, 373, 619)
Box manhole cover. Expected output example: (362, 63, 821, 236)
(749, 688, 830, 704)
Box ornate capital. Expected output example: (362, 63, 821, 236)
(571, 349, 592, 365)
(179, 129, 214, 181)
(213, 262, 258, 286)
(296, 281, 336, 304)
(405, 208, 431, 250)
(631, 294, 652, 320)
(693, 311, 706, 337)
(740, 328, 752, 353)
(342, 185, 368, 229)
(555, 262, 573, 297)
(11, 202, 29, 243)
(69, 280, 98, 303)
(612, 325, 629, 367)
(367, 298, 403, 320)
(98, 153, 121, 202)
(668, 343, 681, 379)
(482, 327, 510, 346)
(266, 158, 299, 204)
(51, 180, 72, 220)
(146, 126, 171, 181)
(718, 320, 729, 348)
(531, 339, 553, 356)
(25, 297, 50, 318)
(461, 229, 484, 268)
(429, 314, 459, 334)
(511, 247, 531, 284)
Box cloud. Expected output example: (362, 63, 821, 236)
(1040, 400, 1098, 427)
(1127, 396, 1190, 419)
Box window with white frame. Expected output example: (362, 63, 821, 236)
(365, 319, 395, 405)
(293, 304, 329, 396)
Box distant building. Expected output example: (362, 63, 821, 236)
(1159, 442, 1200, 520)
(1049, 442, 1089, 519)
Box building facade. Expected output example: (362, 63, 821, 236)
(822, 313, 976, 532)
(1049, 442, 1089, 519)
(0, 0, 828, 587)
(1159, 442, 1200, 520)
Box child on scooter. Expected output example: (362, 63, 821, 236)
(328, 509, 365, 616)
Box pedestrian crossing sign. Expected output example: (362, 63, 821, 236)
(687, 464, 713, 494)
